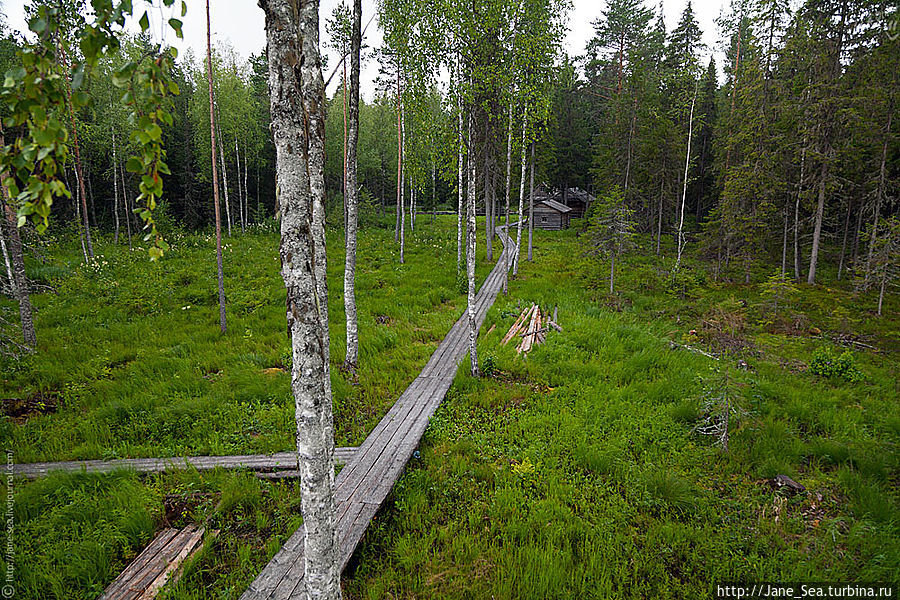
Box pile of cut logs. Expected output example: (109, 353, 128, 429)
(501, 303, 562, 356)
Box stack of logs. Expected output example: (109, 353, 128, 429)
(501, 303, 562, 356)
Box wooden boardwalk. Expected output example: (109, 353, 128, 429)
(241, 228, 515, 599)
(12, 448, 358, 480)
(99, 525, 208, 600)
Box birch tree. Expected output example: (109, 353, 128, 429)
(259, 0, 340, 597)
(343, 0, 362, 373)
(206, 0, 227, 334)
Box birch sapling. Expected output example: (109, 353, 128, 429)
(344, 0, 362, 373)
(514, 104, 528, 276)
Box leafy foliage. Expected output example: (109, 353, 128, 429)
(808, 347, 864, 383)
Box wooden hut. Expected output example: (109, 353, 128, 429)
(558, 187, 594, 219)
(533, 199, 572, 230)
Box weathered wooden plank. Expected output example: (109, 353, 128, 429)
(334, 376, 441, 503)
(338, 502, 379, 570)
(120, 527, 199, 599)
(138, 526, 206, 599)
(14, 448, 359, 480)
(99, 528, 179, 600)
(336, 376, 443, 504)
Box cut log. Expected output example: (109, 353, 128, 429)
(502, 304, 534, 345)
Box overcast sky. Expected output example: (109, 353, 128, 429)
(3, 0, 727, 99)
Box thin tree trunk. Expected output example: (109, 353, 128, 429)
(342, 53, 349, 233)
(61, 56, 94, 260)
(624, 94, 636, 193)
(781, 201, 789, 278)
(484, 127, 493, 262)
(457, 86, 464, 275)
(343, 0, 361, 373)
(676, 84, 696, 270)
(261, 0, 340, 597)
(112, 129, 121, 245)
(244, 143, 250, 224)
(851, 202, 864, 271)
(1, 156, 36, 349)
(0, 223, 12, 288)
(87, 170, 97, 229)
(120, 161, 132, 250)
(466, 109, 479, 377)
(207, 0, 227, 334)
(217, 123, 233, 237)
(807, 160, 827, 284)
(877, 269, 886, 316)
(69, 166, 88, 262)
(794, 145, 806, 281)
(236, 137, 245, 233)
(528, 142, 534, 262)
(395, 66, 402, 244)
(514, 105, 528, 276)
(838, 198, 852, 280)
(656, 178, 663, 255)
(1, 202, 36, 349)
(865, 110, 892, 282)
(400, 93, 406, 264)
(610, 253, 615, 295)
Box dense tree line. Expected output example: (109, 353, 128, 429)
(553, 0, 898, 291)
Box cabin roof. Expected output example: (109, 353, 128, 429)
(538, 199, 573, 213)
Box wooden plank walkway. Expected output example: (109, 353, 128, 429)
(98, 525, 209, 600)
(12, 447, 358, 480)
(241, 227, 516, 599)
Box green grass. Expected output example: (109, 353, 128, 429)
(0, 214, 500, 598)
(2, 216, 898, 598)
(341, 226, 899, 599)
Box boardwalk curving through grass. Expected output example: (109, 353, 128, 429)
(241, 227, 516, 600)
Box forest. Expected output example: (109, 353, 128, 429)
(0, 0, 897, 598)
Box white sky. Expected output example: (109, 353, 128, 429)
(2, 0, 727, 99)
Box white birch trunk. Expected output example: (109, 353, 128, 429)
(112, 129, 120, 245)
(260, 0, 340, 598)
(503, 96, 514, 293)
(675, 85, 696, 270)
(528, 142, 534, 262)
(343, 0, 362, 372)
(0, 223, 12, 289)
(457, 72, 464, 275)
(217, 123, 233, 236)
(207, 0, 227, 335)
(1, 182, 36, 348)
(400, 93, 406, 264)
(466, 109, 478, 376)
(236, 137, 245, 233)
(513, 105, 527, 276)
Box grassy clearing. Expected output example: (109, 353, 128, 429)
(2, 218, 897, 598)
(0, 215, 498, 599)
(342, 226, 898, 598)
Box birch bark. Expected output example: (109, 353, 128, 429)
(260, 0, 340, 597)
(207, 0, 227, 334)
(466, 110, 478, 376)
(343, 0, 362, 372)
(513, 105, 527, 276)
